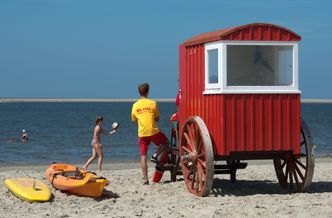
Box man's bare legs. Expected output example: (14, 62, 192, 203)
(141, 155, 148, 183)
(152, 141, 169, 160)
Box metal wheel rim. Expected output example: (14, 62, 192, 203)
(180, 116, 214, 197)
(273, 118, 315, 192)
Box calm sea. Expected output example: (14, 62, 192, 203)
(0, 102, 331, 165)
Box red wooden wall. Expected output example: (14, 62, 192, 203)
(178, 44, 301, 157)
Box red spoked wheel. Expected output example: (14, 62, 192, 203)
(274, 118, 315, 192)
(180, 116, 214, 197)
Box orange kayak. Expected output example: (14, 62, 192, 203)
(45, 163, 109, 197)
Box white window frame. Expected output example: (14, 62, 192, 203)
(203, 41, 300, 94)
(204, 42, 222, 92)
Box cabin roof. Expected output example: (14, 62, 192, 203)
(183, 23, 301, 46)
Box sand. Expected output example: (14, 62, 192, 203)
(1, 159, 332, 218)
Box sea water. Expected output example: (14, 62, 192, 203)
(0, 102, 331, 165)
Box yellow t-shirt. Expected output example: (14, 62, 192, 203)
(131, 98, 160, 137)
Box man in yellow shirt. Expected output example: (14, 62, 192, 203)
(131, 83, 169, 185)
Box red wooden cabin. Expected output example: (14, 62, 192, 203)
(171, 23, 315, 197)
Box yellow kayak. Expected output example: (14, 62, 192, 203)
(4, 178, 51, 202)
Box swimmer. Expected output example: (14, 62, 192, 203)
(22, 129, 28, 143)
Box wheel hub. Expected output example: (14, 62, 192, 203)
(182, 151, 198, 162)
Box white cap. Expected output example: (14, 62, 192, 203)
(22, 129, 26, 133)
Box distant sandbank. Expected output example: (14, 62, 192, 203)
(300, 99, 332, 103)
(0, 98, 331, 103)
(0, 98, 175, 103)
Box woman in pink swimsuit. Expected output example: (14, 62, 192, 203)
(83, 116, 116, 174)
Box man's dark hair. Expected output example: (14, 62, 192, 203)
(138, 83, 149, 97)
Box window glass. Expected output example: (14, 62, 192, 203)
(227, 45, 293, 86)
(207, 49, 218, 84)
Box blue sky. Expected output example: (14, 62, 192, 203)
(0, 0, 331, 99)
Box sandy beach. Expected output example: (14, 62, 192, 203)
(1, 158, 332, 218)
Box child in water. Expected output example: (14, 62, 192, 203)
(83, 116, 116, 174)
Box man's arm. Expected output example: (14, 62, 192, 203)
(131, 105, 137, 122)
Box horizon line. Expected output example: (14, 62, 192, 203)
(0, 98, 175, 103)
(0, 98, 332, 103)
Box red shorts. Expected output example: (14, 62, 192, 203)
(138, 132, 169, 156)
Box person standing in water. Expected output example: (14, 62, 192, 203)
(83, 116, 116, 174)
(21, 129, 28, 143)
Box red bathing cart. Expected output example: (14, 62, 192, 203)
(165, 23, 315, 197)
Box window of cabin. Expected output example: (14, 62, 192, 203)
(207, 49, 218, 84)
(204, 41, 299, 94)
(227, 45, 293, 86)
(204, 43, 222, 92)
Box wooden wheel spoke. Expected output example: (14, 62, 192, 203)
(292, 167, 301, 190)
(196, 136, 203, 153)
(199, 171, 204, 191)
(288, 164, 294, 189)
(197, 163, 205, 191)
(182, 164, 191, 178)
(197, 159, 206, 169)
(293, 161, 305, 182)
(188, 123, 195, 136)
(285, 164, 289, 183)
(182, 146, 191, 154)
(193, 124, 200, 150)
(196, 152, 206, 159)
(195, 171, 199, 192)
(188, 124, 196, 147)
(281, 160, 287, 170)
(186, 163, 195, 179)
(191, 167, 197, 189)
(196, 166, 202, 192)
(183, 163, 190, 178)
(183, 132, 194, 150)
(190, 177, 194, 189)
(182, 159, 189, 166)
(294, 158, 306, 170)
